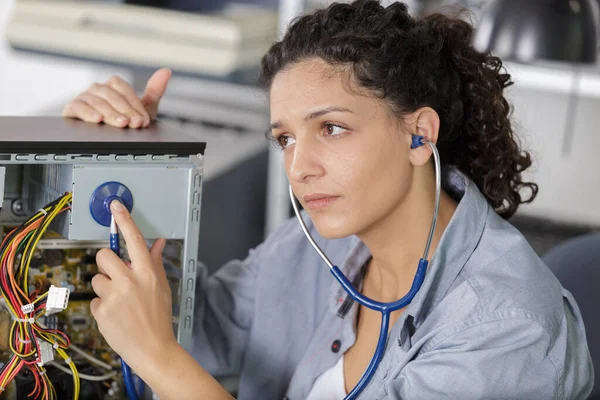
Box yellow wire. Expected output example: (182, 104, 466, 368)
(34, 292, 48, 304)
(0, 198, 64, 315)
(0, 193, 79, 400)
(0, 356, 18, 390)
(56, 348, 79, 400)
(8, 321, 36, 358)
(16, 206, 52, 284)
(22, 194, 72, 294)
(0, 246, 19, 316)
(20, 195, 70, 293)
(42, 365, 57, 400)
(49, 380, 57, 400)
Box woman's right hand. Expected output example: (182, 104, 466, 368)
(62, 68, 172, 129)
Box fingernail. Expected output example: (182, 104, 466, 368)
(116, 116, 128, 125)
(91, 112, 102, 121)
(130, 116, 143, 127)
(111, 200, 125, 212)
(143, 116, 150, 127)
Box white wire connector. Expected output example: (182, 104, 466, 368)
(38, 208, 48, 216)
(52, 342, 59, 350)
(21, 303, 35, 314)
(45, 285, 70, 315)
(64, 357, 72, 365)
(36, 339, 54, 366)
(12, 316, 35, 323)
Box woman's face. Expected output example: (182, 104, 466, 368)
(269, 58, 416, 239)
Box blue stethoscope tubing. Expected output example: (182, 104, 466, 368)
(109, 215, 145, 400)
(289, 135, 441, 399)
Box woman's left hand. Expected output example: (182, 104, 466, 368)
(90, 200, 176, 372)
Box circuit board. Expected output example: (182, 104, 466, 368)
(0, 225, 184, 400)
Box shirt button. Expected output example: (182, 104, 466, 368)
(331, 339, 342, 353)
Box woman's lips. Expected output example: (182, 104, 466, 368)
(303, 194, 340, 210)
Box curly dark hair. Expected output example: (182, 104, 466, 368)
(259, 0, 538, 219)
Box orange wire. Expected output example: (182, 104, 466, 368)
(0, 205, 71, 400)
(0, 221, 40, 303)
(27, 364, 41, 398)
(6, 220, 42, 306)
(3, 207, 69, 309)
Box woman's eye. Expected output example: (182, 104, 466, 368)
(324, 124, 347, 136)
(277, 135, 296, 149)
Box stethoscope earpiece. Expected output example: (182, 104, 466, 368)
(411, 134, 425, 149)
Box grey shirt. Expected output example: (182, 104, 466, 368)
(191, 167, 594, 399)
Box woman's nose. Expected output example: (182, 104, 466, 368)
(288, 140, 325, 183)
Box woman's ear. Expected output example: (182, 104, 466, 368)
(408, 107, 440, 166)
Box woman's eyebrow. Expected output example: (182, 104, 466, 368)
(305, 106, 354, 121)
(269, 121, 283, 130)
(269, 106, 354, 131)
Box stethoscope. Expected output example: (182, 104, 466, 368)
(289, 134, 441, 399)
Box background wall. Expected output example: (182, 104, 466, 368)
(1, 0, 599, 232)
(0, 0, 131, 116)
(504, 63, 600, 227)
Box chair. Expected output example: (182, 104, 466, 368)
(543, 233, 600, 399)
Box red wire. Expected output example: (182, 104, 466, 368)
(5, 359, 24, 386)
(26, 364, 41, 398)
(0, 356, 17, 384)
(32, 325, 71, 347)
(1, 256, 23, 319)
(0, 204, 73, 399)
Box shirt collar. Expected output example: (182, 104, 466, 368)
(328, 166, 489, 331)
(403, 166, 488, 328)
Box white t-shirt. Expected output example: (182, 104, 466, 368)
(305, 355, 347, 400)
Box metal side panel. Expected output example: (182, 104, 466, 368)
(70, 164, 190, 240)
(177, 154, 203, 352)
(0, 167, 5, 209)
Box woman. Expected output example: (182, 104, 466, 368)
(63, 1, 593, 399)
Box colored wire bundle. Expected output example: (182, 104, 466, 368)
(0, 192, 80, 399)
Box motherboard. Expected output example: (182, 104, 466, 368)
(0, 226, 184, 400)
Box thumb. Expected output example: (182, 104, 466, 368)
(141, 68, 172, 118)
(149, 238, 167, 265)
